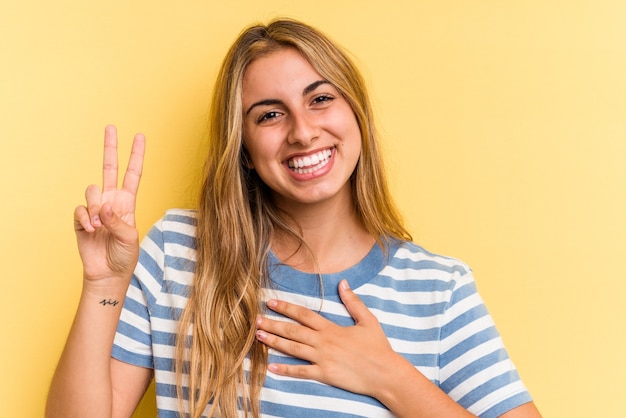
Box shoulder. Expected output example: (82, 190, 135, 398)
(161, 209, 198, 232)
(387, 240, 472, 277)
(370, 240, 477, 303)
(153, 208, 198, 266)
(132, 209, 197, 308)
(136, 209, 198, 283)
(145, 209, 198, 247)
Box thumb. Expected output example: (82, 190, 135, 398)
(338, 280, 373, 325)
(99, 202, 138, 245)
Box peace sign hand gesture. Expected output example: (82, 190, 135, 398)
(73, 125, 146, 287)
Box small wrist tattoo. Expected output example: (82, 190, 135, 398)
(99, 299, 120, 307)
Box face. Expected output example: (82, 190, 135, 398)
(242, 48, 362, 211)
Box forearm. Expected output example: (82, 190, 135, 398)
(46, 280, 128, 418)
(372, 353, 475, 418)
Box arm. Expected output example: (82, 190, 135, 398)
(256, 279, 541, 418)
(46, 125, 150, 418)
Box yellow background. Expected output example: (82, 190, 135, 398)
(1, 1, 624, 417)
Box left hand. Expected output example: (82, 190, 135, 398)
(255, 279, 406, 397)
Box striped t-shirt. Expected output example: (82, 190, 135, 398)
(112, 209, 532, 417)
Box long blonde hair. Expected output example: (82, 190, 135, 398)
(175, 18, 412, 418)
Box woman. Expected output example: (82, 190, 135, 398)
(46, 19, 541, 418)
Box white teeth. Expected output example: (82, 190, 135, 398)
(288, 149, 332, 173)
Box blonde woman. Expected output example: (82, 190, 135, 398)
(47, 19, 541, 418)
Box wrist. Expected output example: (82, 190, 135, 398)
(369, 352, 418, 404)
(372, 353, 475, 418)
(81, 276, 131, 301)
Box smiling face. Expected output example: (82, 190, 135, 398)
(242, 48, 362, 212)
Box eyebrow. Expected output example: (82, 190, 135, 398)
(245, 79, 331, 115)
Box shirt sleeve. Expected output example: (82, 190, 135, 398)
(111, 219, 166, 369)
(438, 269, 533, 417)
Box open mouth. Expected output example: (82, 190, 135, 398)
(287, 148, 333, 174)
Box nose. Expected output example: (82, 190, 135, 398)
(287, 112, 319, 145)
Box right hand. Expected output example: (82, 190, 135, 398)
(73, 125, 146, 285)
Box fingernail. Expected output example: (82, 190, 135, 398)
(268, 364, 279, 372)
(341, 279, 350, 290)
(256, 316, 262, 326)
(92, 215, 101, 226)
(267, 299, 278, 308)
(256, 330, 267, 340)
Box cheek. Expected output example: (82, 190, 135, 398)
(242, 138, 276, 174)
(338, 119, 362, 152)
(329, 107, 361, 141)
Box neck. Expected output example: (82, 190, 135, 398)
(271, 188, 375, 274)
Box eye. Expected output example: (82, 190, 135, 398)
(311, 94, 334, 105)
(256, 110, 283, 124)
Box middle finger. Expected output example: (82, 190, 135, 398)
(266, 299, 328, 331)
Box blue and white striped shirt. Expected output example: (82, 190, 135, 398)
(113, 209, 532, 417)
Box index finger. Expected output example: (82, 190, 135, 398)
(102, 125, 119, 192)
(337, 280, 374, 325)
(121, 133, 146, 195)
(266, 299, 327, 331)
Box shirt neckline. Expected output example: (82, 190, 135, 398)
(267, 240, 399, 296)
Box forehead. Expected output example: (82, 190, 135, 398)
(242, 48, 324, 101)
